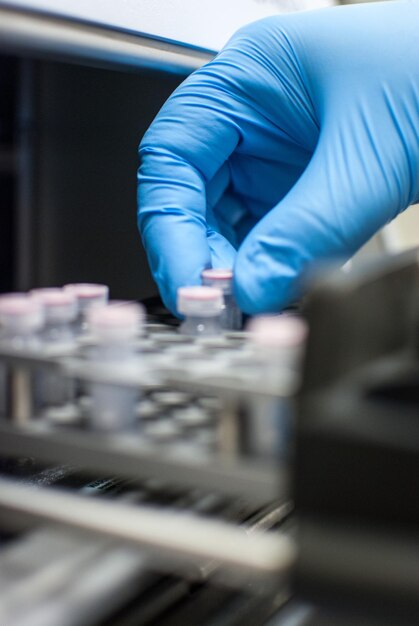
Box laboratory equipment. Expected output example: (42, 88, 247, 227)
(1, 2, 418, 624)
(0, 250, 418, 625)
(0, 295, 44, 420)
(177, 286, 224, 337)
(30, 288, 77, 350)
(86, 301, 144, 431)
(246, 314, 308, 459)
(247, 315, 308, 374)
(30, 288, 77, 412)
(201, 268, 242, 330)
(63, 283, 109, 335)
(0, 294, 43, 350)
(295, 248, 419, 624)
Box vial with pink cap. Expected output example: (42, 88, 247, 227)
(63, 283, 109, 336)
(0, 295, 44, 419)
(30, 288, 77, 411)
(246, 315, 308, 459)
(87, 302, 144, 431)
(30, 288, 77, 351)
(201, 268, 242, 331)
(0, 294, 43, 351)
(177, 286, 224, 337)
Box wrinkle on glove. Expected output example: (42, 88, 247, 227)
(138, 1, 419, 314)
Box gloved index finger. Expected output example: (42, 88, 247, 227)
(138, 71, 241, 313)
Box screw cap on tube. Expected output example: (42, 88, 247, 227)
(201, 268, 233, 280)
(0, 295, 44, 332)
(30, 288, 77, 323)
(64, 283, 109, 306)
(247, 315, 308, 348)
(177, 286, 223, 317)
(201, 268, 233, 294)
(88, 302, 144, 341)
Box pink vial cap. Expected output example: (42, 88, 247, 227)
(0, 292, 26, 301)
(64, 283, 109, 300)
(177, 286, 223, 316)
(88, 302, 144, 338)
(30, 288, 73, 305)
(0, 295, 44, 330)
(30, 288, 77, 321)
(247, 315, 308, 348)
(201, 268, 233, 281)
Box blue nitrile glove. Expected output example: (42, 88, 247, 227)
(138, 1, 419, 315)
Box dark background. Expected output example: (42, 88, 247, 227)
(0, 54, 182, 299)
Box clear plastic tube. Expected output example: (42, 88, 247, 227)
(0, 294, 43, 350)
(30, 288, 77, 410)
(0, 295, 44, 418)
(246, 315, 308, 459)
(201, 268, 242, 331)
(30, 289, 77, 349)
(177, 286, 223, 337)
(87, 302, 144, 432)
(63, 283, 109, 336)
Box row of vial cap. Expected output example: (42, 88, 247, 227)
(0, 284, 144, 342)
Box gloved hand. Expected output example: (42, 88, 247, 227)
(138, 1, 419, 315)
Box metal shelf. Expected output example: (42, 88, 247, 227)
(0, 422, 287, 506)
(0, 475, 294, 586)
(0, 6, 213, 73)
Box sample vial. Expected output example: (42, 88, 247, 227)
(177, 286, 224, 337)
(246, 315, 308, 459)
(87, 302, 144, 432)
(0, 294, 43, 350)
(30, 288, 77, 351)
(248, 315, 308, 375)
(64, 283, 109, 336)
(0, 295, 44, 419)
(201, 268, 242, 331)
(30, 288, 77, 410)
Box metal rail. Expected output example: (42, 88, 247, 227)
(0, 422, 286, 506)
(0, 347, 295, 398)
(0, 477, 295, 584)
(0, 6, 213, 73)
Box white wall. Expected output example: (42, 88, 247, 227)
(382, 205, 419, 253)
(3, 0, 335, 51)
